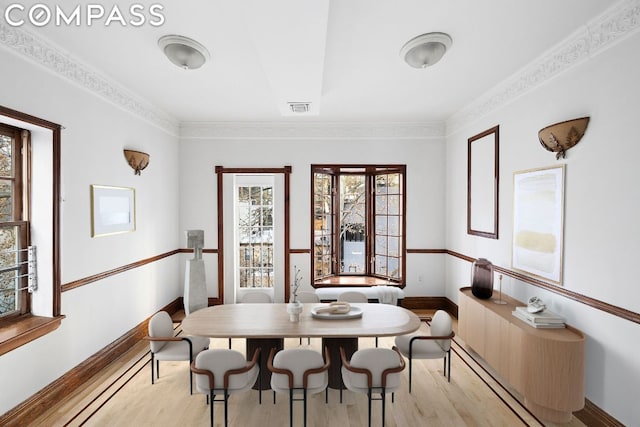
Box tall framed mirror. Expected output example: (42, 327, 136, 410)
(467, 125, 499, 239)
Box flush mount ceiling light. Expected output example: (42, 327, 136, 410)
(158, 35, 210, 70)
(400, 32, 452, 68)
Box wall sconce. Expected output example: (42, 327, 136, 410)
(123, 149, 149, 175)
(538, 117, 589, 159)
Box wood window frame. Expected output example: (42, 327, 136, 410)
(0, 124, 28, 317)
(311, 164, 406, 288)
(0, 105, 63, 357)
(215, 166, 292, 302)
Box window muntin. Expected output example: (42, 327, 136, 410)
(312, 165, 405, 285)
(0, 132, 15, 221)
(0, 125, 28, 318)
(340, 174, 366, 274)
(374, 173, 402, 279)
(313, 172, 333, 279)
(237, 184, 274, 288)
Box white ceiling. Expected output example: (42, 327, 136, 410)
(3, 0, 613, 124)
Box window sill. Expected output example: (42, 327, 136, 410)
(0, 314, 65, 357)
(314, 276, 404, 288)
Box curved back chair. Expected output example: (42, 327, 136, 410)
(240, 292, 273, 303)
(295, 291, 320, 344)
(295, 291, 320, 303)
(338, 290, 377, 346)
(337, 290, 368, 303)
(268, 347, 330, 427)
(394, 309, 454, 392)
(191, 348, 261, 427)
(228, 293, 273, 348)
(145, 311, 209, 394)
(340, 346, 405, 427)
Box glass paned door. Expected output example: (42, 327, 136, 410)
(313, 173, 333, 278)
(236, 184, 274, 288)
(374, 173, 402, 279)
(339, 175, 366, 274)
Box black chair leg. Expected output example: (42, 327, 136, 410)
(443, 355, 446, 378)
(224, 392, 229, 427)
(382, 390, 387, 427)
(258, 359, 262, 404)
(151, 354, 155, 384)
(289, 389, 293, 427)
(303, 389, 308, 427)
(189, 357, 193, 395)
(447, 349, 451, 382)
(409, 357, 413, 393)
(367, 389, 372, 427)
(209, 391, 214, 427)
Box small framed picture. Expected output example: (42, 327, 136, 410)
(90, 185, 136, 237)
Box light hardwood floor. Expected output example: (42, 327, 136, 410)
(31, 311, 587, 427)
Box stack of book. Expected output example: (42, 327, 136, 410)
(512, 306, 565, 328)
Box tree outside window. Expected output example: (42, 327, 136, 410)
(0, 124, 28, 318)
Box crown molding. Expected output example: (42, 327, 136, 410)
(180, 121, 445, 140)
(447, 0, 640, 135)
(3, 1, 637, 139)
(0, 23, 179, 136)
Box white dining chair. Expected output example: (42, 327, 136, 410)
(340, 346, 405, 427)
(191, 348, 261, 427)
(228, 292, 274, 348)
(241, 292, 273, 303)
(394, 310, 454, 392)
(145, 311, 209, 394)
(337, 290, 368, 303)
(268, 346, 330, 427)
(295, 291, 320, 344)
(338, 290, 377, 347)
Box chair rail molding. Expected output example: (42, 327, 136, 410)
(446, 250, 640, 325)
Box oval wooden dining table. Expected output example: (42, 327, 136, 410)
(181, 302, 421, 389)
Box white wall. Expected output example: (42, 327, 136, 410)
(1, 9, 637, 426)
(178, 136, 447, 298)
(445, 31, 640, 426)
(0, 49, 181, 414)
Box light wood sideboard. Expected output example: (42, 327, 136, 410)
(458, 287, 585, 423)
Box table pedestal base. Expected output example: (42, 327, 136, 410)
(322, 337, 358, 389)
(247, 338, 284, 390)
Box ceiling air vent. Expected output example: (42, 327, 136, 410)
(288, 102, 310, 113)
